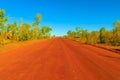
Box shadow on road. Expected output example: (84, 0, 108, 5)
(99, 54, 120, 60)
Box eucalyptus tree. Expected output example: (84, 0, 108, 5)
(0, 9, 8, 36)
(7, 21, 17, 40)
(0, 9, 8, 45)
(99, 27, 106, 43)
(112, 20, 120, 45)
(41, 26, 52, 38)
(32, 14, 42, 39)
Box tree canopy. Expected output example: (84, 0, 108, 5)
(66, 22, 120, 46)
(0, 9, 52, 45)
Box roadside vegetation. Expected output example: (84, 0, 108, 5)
(0, 9, 52, 45)
(66, 21, 120, 46)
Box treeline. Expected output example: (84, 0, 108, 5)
(0, 9, 52, 45)
(66, 21, 120, 46)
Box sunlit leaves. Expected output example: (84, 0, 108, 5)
(41, 26, 52, 38)
(0, 10, 52, 45)
(99, 27, 106, 43)
(35, 14, 42, 25)
(66, 23, 120, 46)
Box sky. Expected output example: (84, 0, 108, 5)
(0, 0, 120, 36)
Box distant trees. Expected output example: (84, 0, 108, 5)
(1, 9, 120, 46)
(87, 31, 100, 44)
(18, 23, 31, 41)
(80, 30, 88, 43)
(41, 26, 52, 38)
(0, 9, 9, 45)
(66, 21, 120, 46)
(105, 30, 114, 45)
(0, 9, 52, 45)
(67, 27, 88, 42)
(67, 30, 75, 39)
(112, 20, 120, 45)
(99, 27, 106, 43)
(32, 14, 42, 39)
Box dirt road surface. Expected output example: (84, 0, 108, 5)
(0, 38, 120, 80)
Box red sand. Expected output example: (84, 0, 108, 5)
(0, 38, 120, 80)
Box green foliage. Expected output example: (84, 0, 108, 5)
(99, 27, 106, 43)
(34, 14, 42, 26)
(80, 30, 88, 43)
(1, 9, 120, 46)
(112, 20, 120, 45)
(66, 21, 120, 46)
(0, 9, 8, 26)
(105, 30, 114, 45)
(87, 31, 100, 44)
(0, 9, 52, 45)
(0, 9, 9, 45)
(41, 26, 52, 38)
(18, 23, 31, 41)
(67, 30, 75, 39)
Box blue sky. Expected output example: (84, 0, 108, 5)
(0, 0, 120, 36)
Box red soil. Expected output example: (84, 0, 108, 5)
(0, 38, 120, 80)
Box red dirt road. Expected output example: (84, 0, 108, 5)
(0, 38, 120, 80)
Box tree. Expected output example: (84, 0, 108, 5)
(105, 30, 114, 45)
(0, 10, 52, 45)
(81, 30, 88, 43)
(41, 26, 52, 38)
(0, 9, 8, 34)
(112, 20, 120, 45)
(75, 27, 82, 38)
(0, 9, 8, 45)
(67, 30, 75, 39)
(32, 14, 42, 39)
(7, 21, 17, 40)
(87, 31, 100, 44)
(17, 23, 31, 41)
(35, 14, 42, 25)
(99, 27, 106, 43)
